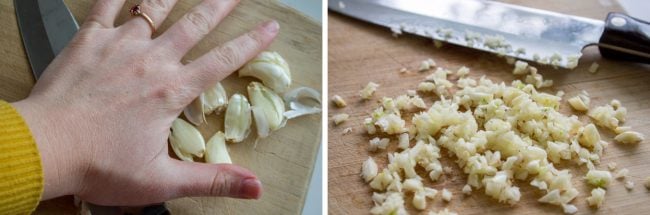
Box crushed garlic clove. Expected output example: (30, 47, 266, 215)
(224, 94, 252, 143)
(169, 118, 206, 162)
(205, 131, 231, 164)
(239, 51, 291, 93)
(248, 82, 286, 132)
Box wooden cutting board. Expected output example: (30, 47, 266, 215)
(328, 0, 650, 214)
(0, 0, 321, 214)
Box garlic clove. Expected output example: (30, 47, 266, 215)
(205, 131, 231, 164)
(183, 94, 206, 126)
(248, 82, 286, 132)
(224, 93, 252, 143)
(169, 118, 206, 161)
(239, 51, 291, 93)
(203, 82, 228, 114)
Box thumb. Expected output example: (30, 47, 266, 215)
(163, 158, 262, 199)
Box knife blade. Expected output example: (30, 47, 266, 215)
(15, 0, 79, 79)
(329, 0, 650, 68)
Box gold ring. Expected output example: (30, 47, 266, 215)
(129, 4, 156, 33)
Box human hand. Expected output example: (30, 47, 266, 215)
(11, 0, 277, 206)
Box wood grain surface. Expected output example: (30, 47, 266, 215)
(328, 1, 650, 214)
(0, 0, 322, 214)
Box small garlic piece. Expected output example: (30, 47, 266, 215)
(368, 137, 390, 151)
(462, 184, 472, 195)
(586, 188, 606, 208)
(333, 113, 349, 125)
(398, 133, 409, 150)
(248, 82, 286, 136)
(562, 204, 578, 214)
(585, 170, 612, 188)
(360, 82, 379, 100)
(332, 95, 347, 108)
(614, 131, 645, 144)
(239, 51, 291, 93)
(441, 188, 452, 202)
(224, 94, 252, 143)
(512, 60, 529, 75)
(205, 131, 231, 164)
(567, 91, 590, 112)
(169, 118, 206, 162)
(625, 180, 635, 190)
(428, 208, 458, 215)
(578, 124, 600, 148)
(361, 157, 379, 182)
(614, 168, 629, 180)
(644, 177, 650, 190)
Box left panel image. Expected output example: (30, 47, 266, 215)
(0, 0, 322, 214)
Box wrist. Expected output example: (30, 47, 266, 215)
(12, 98, 88, 200)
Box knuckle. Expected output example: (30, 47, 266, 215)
(245, 31, 265, 49)
(184, 9, 212, 36)
(151, 78, 194, 108)
(210, 171, 233, 196)
(145, 0, 169, 11)
(213, 45, 241, 67)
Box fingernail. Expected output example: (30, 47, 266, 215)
(262, 20, 279, 33)
(240, 178, 262, 199)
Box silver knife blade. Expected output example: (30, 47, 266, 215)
(329, 0, 605, 69)
(15, 0, 79, 79)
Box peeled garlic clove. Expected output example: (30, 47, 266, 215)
(225, 94, 252, 142)
(248, 82, 286, 131)
(169, 118, 206, 161)
(183, 94, 206, 126)
(203, 82, 228, 114)
(239, 51, 291, 93)
(205, 131, 231, 164)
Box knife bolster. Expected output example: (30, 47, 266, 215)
(598, 12, 650, 64)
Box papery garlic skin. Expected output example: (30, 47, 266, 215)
(225, 94, 252, 143)
(169, 118, 206, 161)
(248, 82, 286, 131)
(205, 131, 231, 164)
(203, 82, 228, 114)
(239, 51, 291, 93)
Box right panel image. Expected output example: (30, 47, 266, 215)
(328, 0, 650, 214)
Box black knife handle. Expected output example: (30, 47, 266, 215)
(598, 12, 650, 64)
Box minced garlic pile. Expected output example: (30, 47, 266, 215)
(348, 59, 645, 214)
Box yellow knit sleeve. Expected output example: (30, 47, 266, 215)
(0, 100, 43, 214)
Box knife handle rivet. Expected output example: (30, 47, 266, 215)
(611, 17, 627, 27)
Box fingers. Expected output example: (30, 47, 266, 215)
(83, 0, 127, 28)
(184, 20, 279, 92)
(156, 0, 240, 57)
(164, 159, 262, 199)
(121, 0, 180, 37)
